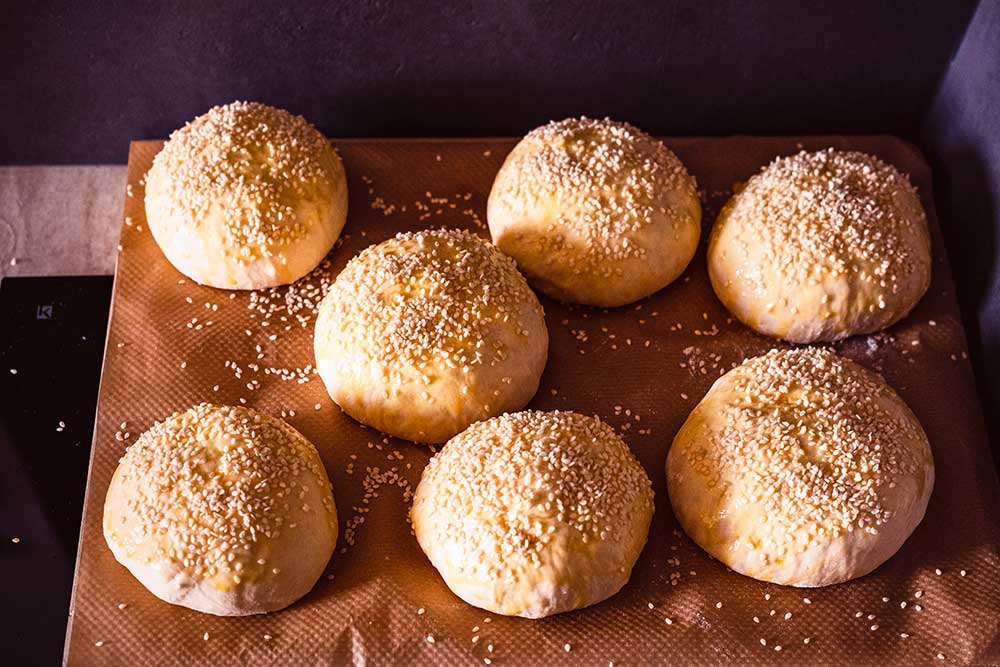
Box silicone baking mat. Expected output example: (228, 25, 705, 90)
(64, 136, 1000, 665)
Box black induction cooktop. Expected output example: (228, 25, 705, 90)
(0, 275, 113, 667)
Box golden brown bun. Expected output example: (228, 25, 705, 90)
(314, 228, 548, 443)
(103, 403, 338, 615)
(145, 101, 348, 289)
(667, 348, 934, 587)
(412, 410, 654, 617)
(708, 149, 931, 342)
(488, 117, 701, 307)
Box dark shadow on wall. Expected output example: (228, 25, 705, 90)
(922, 0, 1000, 469)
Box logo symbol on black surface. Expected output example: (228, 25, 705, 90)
(36, 304, 54, 320)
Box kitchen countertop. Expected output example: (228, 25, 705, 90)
(0, 166, 126, 279)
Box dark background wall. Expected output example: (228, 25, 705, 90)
(0, 1, 978, 163)
(923, 0, 1000, 445)
(0, 0, 997, 441)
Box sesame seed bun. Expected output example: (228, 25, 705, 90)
(144, 101, 348, 289)
(487, 117, 701, 307)
(708, 149, 931, 343)
(314, 228, 548, 444)
(103, 403, 338, 615)
(411, 410, 654, 618)
(666, 348, 934, 587)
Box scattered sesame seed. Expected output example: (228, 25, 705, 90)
(426, 635, 435, 644)
(95, 641, 105, 647)
(803, 597, 811, 604)
(11, 537, 20, 544)
(203, 632, 210, 641)
(960, 569, 967, 576)
(716, 601, 722, 609)
(564, 643, 571, 652)
(935, 568, 942, 575)
(664, 617, 673, 625)
(417, 608, 425, 615)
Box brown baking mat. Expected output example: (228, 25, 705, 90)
(64, 136, 1000, 666)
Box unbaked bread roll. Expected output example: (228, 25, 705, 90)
(412, 410, 654, 617)
(103, 403, 338, 615)
(314, 228, 548, 444)
(667, 347, 934, 587)
(145, 101, 348, 289)
(708, 149, 931, 342)
(487, 117, 701, 307)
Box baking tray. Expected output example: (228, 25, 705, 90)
(64, 136, 1000, 665)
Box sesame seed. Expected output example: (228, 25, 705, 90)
(803, 638, 811, 644)
(716, 601, 722, 609)
(147, 102, 341, 262)
(564, 643, 571, 652)
(117, 603, 127, 610)
(489, 117, 699, 298)
(711, 148, 928, 340)
(803, 597, 811, 604)
(960, 569, 967, 576)
(673, 347, 930, 563)
(426, 635, 435, 644)
(784, 612, 792, 620)
(935, 568, 942, 575)
(203, 632, 210, 641)
(411, 411, 653, 605)
(417, 608, 425, 615)
(95, 641, 105, 647)
(104, 404, 336, 584)
(11, 537, 20, 544)
(664, 617, 673, 625)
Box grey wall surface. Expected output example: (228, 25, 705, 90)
(924, 0, 1000, 442)
(0, 1, 976, 163)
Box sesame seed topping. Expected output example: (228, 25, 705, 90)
(412, 410, 653, 612)
(146, 101, 341, 263)
(104, 403, 335, 582)
(316, 228, 546, 441)
(711, 148, 929, 341)
(674, 347, 930, 560)
(489, 117, 699, 299)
